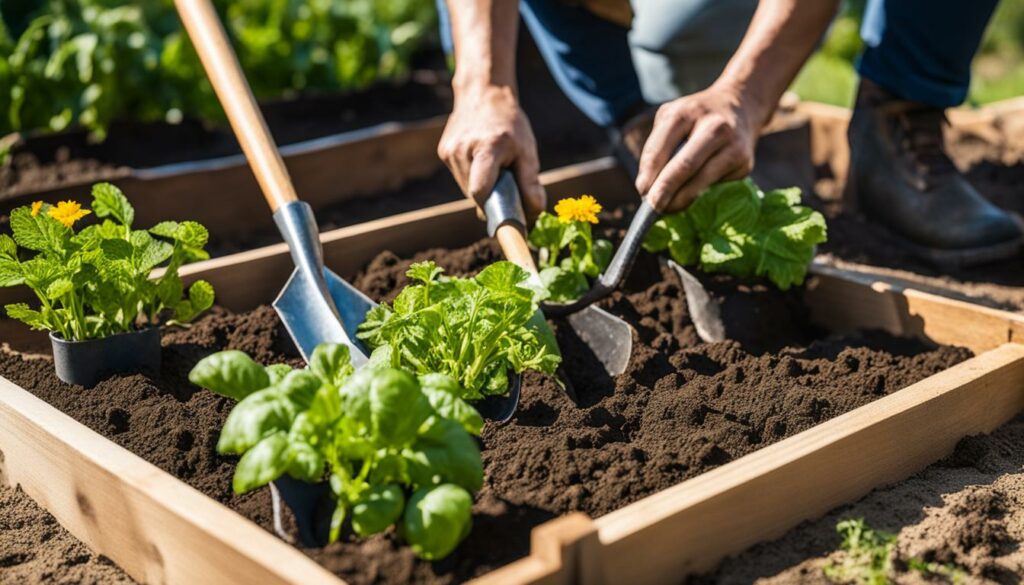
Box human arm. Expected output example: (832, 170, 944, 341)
(436, 0, 546, 215)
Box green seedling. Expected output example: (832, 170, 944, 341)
(190, 343, 483, 560)
(0, 182, 214, 340)
(527, 194, 612, 302)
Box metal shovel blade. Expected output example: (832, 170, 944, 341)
(567, 307, 632, 376)
(667, 260, 725, 343)
(273, 266, 375, 364)
(272, 201, 374, 365)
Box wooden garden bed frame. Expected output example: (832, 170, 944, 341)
(0, 116, 448, 238)
(3, 157, 1024, 585)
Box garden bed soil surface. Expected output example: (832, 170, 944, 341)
(811, 128, 1024, 313)
(698, 416, 1024, 584)
(0, 215, 972, 584)
(0, 483, 136, 585)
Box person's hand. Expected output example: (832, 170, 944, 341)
(438, 85, 546, 217)
(635, 82, 761, 213)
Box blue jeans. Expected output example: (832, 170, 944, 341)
(859, 0, 999, 107)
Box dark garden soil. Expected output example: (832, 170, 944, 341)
(810, 127, 1024, 313)
(0, 226, 972, 583)
(0, 483, 136, 585)
(698, 416, 1024, 584)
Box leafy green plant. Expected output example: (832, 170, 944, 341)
(825, 519, 897, 585)
(0, 182, 214, 340)
(189, 343, 483, 560)
(528, 195, 612, 302)
(0, 0, 438, 139)
(357, 260, 561, 400)
(824, 518, 967, 585)
(643, 179, 827, 290)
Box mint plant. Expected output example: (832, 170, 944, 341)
(189, 343, 483, 560)
(643, 179, 828, 290)
(0, 182, 214, 340)
(356, 260, 561, 400)
(528, 195, 612, 303)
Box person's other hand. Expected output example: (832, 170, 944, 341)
(635, 82, 760, 212)
(438, 85, 546, 216)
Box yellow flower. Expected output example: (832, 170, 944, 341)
(48, 200, 91, 228)
(30, 201, 43, 217)
(554, 195, 602, 224)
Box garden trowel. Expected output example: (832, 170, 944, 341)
(177, 0, 375, 547)
(483, 172, 634, 386)
(175, 0, 373, 366)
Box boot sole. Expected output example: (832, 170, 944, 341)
(894, 233, 1023, 270)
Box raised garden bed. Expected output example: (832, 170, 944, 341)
(700, 414, 1024, 583)
(3, 159, 1024, 584)
(798, 99, 1024, 313)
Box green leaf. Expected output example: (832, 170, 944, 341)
(10, 206, 63, 252)
(418, 373, 483, 435)
(265, 363, 293, 385)
(401, 484, 473, 561)
(187, 280, 215, 313)
(403, 417, 483, 492)
(149, 221, 180, 239)
(217, 387, 294, 454)
(0, 258, 24, 287)
(277, 370, 321, 410)
(5, 303, 47, 329)
(0, 234, 17, 259)
(91, 183, 134, 227)
(340, 368, 433, 448)
(351, 484, 405, 537)
(232, 431, 290, 493)
(189, 350, 271, 401)
(406, 261, 443, 284)
(310, 342, 354, 386)
(138, 239, 174, 273)
(100, 238, 133, 260)
(45, 278, 73, 300)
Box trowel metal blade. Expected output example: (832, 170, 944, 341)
(567, 306, 633, 376)
(667, 260, 725, 343)
(272, 267, 376, 365)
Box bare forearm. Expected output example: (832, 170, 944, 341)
(718, 0, 841, 126)
(445, 0, 520, 100)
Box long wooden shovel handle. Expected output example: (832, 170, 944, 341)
(174, 0, 297, 212)
(495, 224, 540, 275)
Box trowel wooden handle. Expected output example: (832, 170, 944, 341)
(174, 0, 298, 212)
(496, 224, 540, 276)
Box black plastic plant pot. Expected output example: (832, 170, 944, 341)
(272, 475, 334, 547)
(49, 327, 162, 388)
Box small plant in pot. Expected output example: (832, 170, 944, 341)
(0, 183, 215, 386)
(189, 343, 484, 560)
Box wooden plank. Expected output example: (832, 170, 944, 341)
(807, 263, 1024, 354)
(0, 377, 344, 585)
(589, 343, 1024, 585)
(469, 514, 598, 585)
(0, 117, 447, 237)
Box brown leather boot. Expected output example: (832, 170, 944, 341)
(846, 78, 1022, 268)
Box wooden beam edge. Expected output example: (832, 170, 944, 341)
(590, 342, 1024, 581)
(0, 376, 343, 585)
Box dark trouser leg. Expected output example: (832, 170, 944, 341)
(857, 0, 999, 107)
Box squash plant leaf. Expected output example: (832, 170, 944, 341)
(643, 179, 828, 290)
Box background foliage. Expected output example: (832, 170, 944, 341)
(0, 0, 437, 138)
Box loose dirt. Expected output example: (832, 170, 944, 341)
(699, 416, 1024, 584)
(0, 483, 135, 585)
(0, 231, 970, 584)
